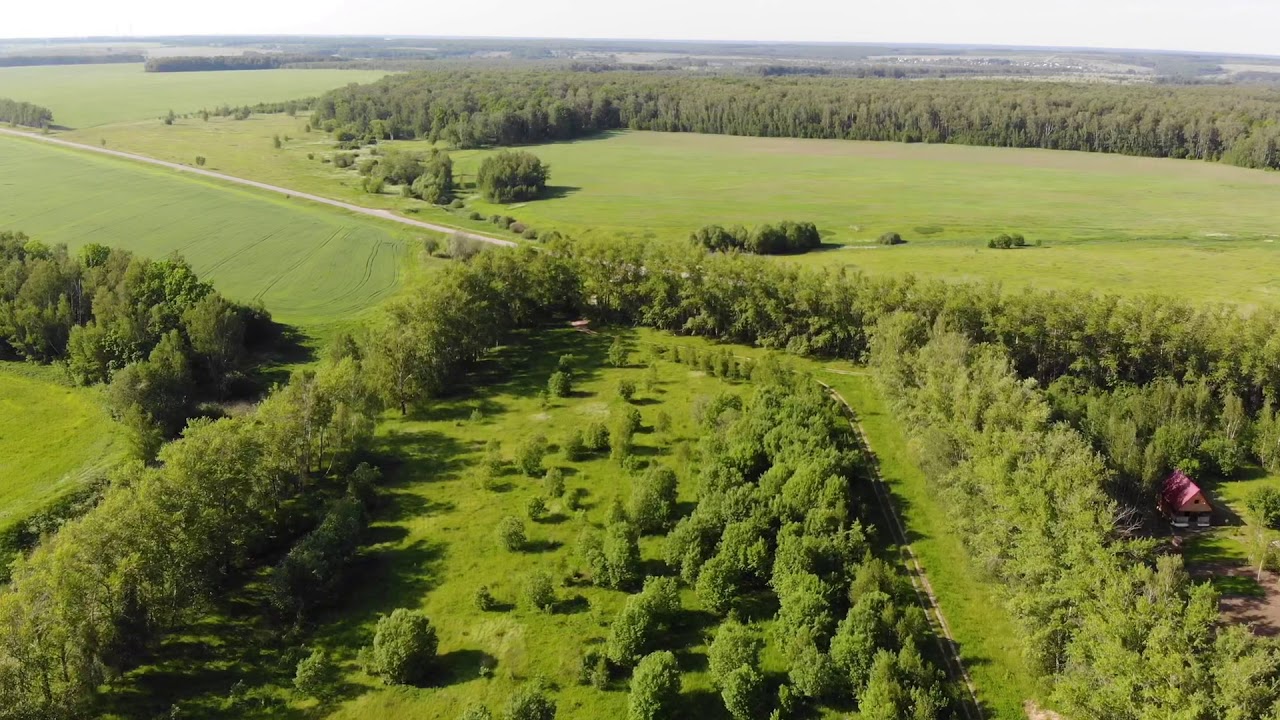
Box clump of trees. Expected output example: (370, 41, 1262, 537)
(987, 232, 1027, 249)
(691, 221, 820, 255)
(0, 97, 53, 128)
(476, 150, 549, 202)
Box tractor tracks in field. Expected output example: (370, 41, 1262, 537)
(817, 378, 985, 720)
(0, 128, 516, 248)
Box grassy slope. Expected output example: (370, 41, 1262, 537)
(75, 117, 1280, 305)
(0, 363, 121, 527)
(0, 64, 388, 129)
(0, 133, 440, 327)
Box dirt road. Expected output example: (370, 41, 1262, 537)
(0, 127, 515, 247)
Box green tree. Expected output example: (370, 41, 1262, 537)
(524, 570, 556, 613)
(602, 522, 641, 590)
(721, 665, 765, 720)
(608, 336, 629, 367)
(628, 651, 681, 720)
(543, 467, 566, 497)
(294, 648, 340, 701)
(630, 466, 678, 534)
(617, 378, 637, 402)
(504, 678, 556, 720)
(181, 293, 245, 393)
(497, 516, 526, 551)
(708, 620, 763, 685)
(515, 435, 548, 477)
(367, 609, 439, 685)
(548, 371, 572, 398)
(476, 150, 549, 202)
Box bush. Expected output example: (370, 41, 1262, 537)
(294, 648, 340, 700)
(563, 431, 588, 461)
(628, 651, 682, 720)
(578, 648, 610, 688)
(709, 620, 763, 685)
(548, 371, 572, 398)
(469, 211, 484, 220)
(449, 199, 465, 209)
(617, 379, 637, 402)
(477, 150, 550, 202)
(878, 231, 904, 245)
(584, 421, 610, 452)
(543, 467, 566, 497)
(332, 152, 355, 169)
(721, 665, 766, 720)
(988, 232, 1028, 249)
(510, 222, 528, 234)
(524, 570, 557, 612)
(565, 487, 587, 512)
(458, 706, 493, 720)
(526, 496, 548, 521)
(602, 522, 641, 590)
(515, 435, 548, 477)
(1247, 487, 1280, 529)
(366, 609, 438, 685)
(497, 516, 526, 551)
(523, 228, 539, 240)
(473, 585, 498, 611)
(504, 678, 557, 720)
(608, 336, 629, 367)
(448, 233, 484, 261)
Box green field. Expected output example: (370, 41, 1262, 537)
(0, 134, 431, 326)
(0, 363, 121, 529)
(0, 63, 388, 128)
(72, 117, 1280, 305)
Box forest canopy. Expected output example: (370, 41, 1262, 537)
(311, 69, 1280, 168)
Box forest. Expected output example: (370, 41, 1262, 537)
(311, 69, 1280, 168)
(143, 54, 337, 72)
(0, 98, 54, 128)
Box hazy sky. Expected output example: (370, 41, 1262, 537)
(5, 0, 1279, 57)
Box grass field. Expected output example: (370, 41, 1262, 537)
(72, 116, 1280, 305)
(0, 63, 388, 128)
(0, 363, 121, 530)
(0, 134, 435, 326)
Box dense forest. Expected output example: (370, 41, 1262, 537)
(312, 69, 1280, 168)
(144, 53, 335, 72)
(0, 98, 54, 128)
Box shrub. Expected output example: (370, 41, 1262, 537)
(524, 570, 557, 612)
(548, 371, 572, 398)
(562, 430, 587, 461)
(332, 152, 355, 168)
(515, 435, 548, 477)
(543, 467, 566, 498)
(510, 222, 528, 235)
(294, 648, 340, 700)
(628, 651, 681, 720)
(473, 585, 498, 611)
(721, 665, 766, 720)
(361, 175, 385, 194)
(607, 336, 629, 367)
(469, 211, 484, 220)
(578, 648, 610, 688)
(878, 231, 904, 245)
(565, 487, 587, 512)
(654, 410, 672, 434)
(617, 379, 637, 402)
(584, 421, 610, 452)
(988, 232, 1027, 249)
(523, 228, 539, 240)
(497, 516, 526, 551)
(449, 199, 465, 209)
(458, 705, 493, 720)
(526, 495, 548, 521)
(194, 155, 206, 166)
(366, 609, 438, 685)
(504, 678, 556, 720)
(1248, 487, 1280, 529)
(306, 152, 315, 160)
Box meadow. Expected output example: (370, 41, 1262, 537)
(71, 116, 1280, 305)
(0, 363, 121, 531)
(0, 134, 433, 327)
(0, 63, 388, 128)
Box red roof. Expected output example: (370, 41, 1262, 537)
(1161, 470, 1208, 512)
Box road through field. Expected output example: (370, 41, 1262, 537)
(0, 127, 514, 248)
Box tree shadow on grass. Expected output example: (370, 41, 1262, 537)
(555, 594, 591, 615)
(435, 649, 499, 687)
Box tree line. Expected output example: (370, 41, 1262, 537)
(691, 221, 821, 255)
(0, 54, 144, 67)
(144, 54, 336, 72)
(310, 69, 1280, 169)
(0, 98, 53, 128)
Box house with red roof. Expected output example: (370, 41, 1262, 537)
(1159, 469, 1212, 529)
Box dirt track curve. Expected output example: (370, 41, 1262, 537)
(0, 127, 515, 248)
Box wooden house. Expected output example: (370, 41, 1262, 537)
(1159, 470, 1212, 529)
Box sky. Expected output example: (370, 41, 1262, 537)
(3, 0, 1279, 57)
